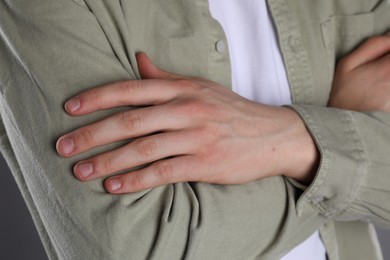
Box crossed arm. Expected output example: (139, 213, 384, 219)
(57, 34, 390, 194)
(1, 1, 390, 257)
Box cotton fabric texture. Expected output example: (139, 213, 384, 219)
(0, 0, 389, 259)
(208, 0, 326, 258)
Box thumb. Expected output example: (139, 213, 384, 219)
(136, 52, 182, 80)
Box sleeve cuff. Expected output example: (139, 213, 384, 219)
(286, 177, 308, 191)
(288, 105, 369, 217)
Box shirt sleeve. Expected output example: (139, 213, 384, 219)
(0, 1, 328, 259)
(0, 1, 388, 260)
(289, 105, 390, 228)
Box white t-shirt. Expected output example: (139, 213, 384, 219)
(208, 1, 327, 259)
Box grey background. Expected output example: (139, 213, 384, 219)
(0, 154, 389, 260)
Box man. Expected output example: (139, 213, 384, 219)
(0, 0, 389, 259)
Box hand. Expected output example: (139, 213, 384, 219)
(56, 53, 318, 194)
(329, 33, 390, 112)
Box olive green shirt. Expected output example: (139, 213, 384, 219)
(0, 0, 389, 259)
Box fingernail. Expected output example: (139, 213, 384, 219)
(65, 96, 81, 112)
(76, 162, 93, 179)
(58, 137, 75, 156)
(107, 178, 122, 191)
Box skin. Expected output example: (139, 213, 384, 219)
(329, 33, 390, 111)
(56, 34, 390, 195)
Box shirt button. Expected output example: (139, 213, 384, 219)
(215, 40, 226, 53)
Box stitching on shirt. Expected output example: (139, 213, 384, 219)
(319, 111, 369, 217)
(272, 0, 314, 104)
(335, 112, 370, 214)
(289, 106, 330, 216)
(291, 106, 369, 219)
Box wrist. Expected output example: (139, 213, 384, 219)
(278, 107, 320, 185)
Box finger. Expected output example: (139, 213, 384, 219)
(57, 104, 190, 157)
(73, 131, 198, 181)
(376, 52, 390, 76)
(340, 34, 390, 71)
(136, 52, 184, 80)
(104, 155, 200, 194)
(64, 79, 182, 115)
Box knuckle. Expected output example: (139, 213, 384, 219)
(135, 138, 158, 157)
(90, 154, 113, 174)
(185, 99, 203, 111)
(207, 123, 227, 138)
(155, 161, 174, 181)
(120, 80, 142, 93)
(175, 79, 200, 91)
(196, 125, 215, 141)
(84, 89, 102, 107)
(129, 172, 143, 190)
(179, 98, 215, 115)
(119, 111, 142, 131)
(194, 152, 208, 166)
(101, 156, 114, 173)
(175, 79, 192, 87)
(77, 128, 94, 146)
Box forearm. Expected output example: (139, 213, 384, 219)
(0, 2, 326, 259)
